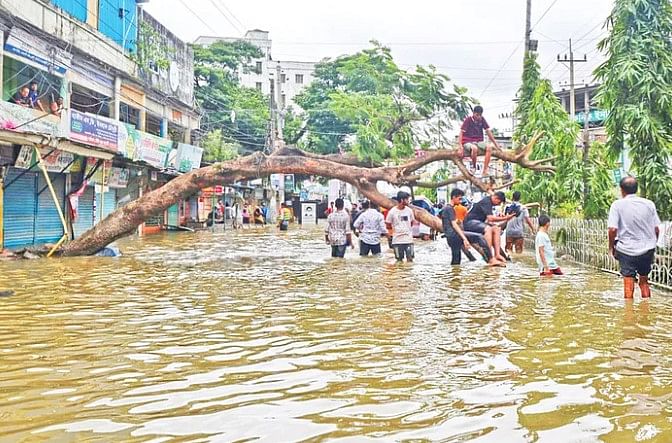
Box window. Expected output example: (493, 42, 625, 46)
(295, 74, 304, 84)
(255, 61, 263, 74)
(255, 82, 263, 91)
(280, 74, 286, 83)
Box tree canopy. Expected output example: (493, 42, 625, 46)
(595, 0, 672, 218)
(291, 43, 474, 163)
(193, 41, 270, 157)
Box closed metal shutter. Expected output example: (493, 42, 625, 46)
(72, 186, 94, 239)
(167, 204, 179, 227)
(96, 189, 117, 221)
(34, 173, 65, 245)
(3, 168, 37, 249)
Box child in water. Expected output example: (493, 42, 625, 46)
(535, 215, 564, 276)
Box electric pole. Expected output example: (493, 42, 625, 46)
(524, 0, 532, 52)
(557, 39, 587, 118)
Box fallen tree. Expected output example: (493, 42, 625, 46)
(61, 135, 550, 256)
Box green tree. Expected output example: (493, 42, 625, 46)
(201, 129, 239, 162)
(516, 80, 582, 215)
(594, 0, 672, 218)
(584, 141, 618, 218)
(193, 41, 270, 153)
(513, 51, 542, 144)
(293, 43, 473, 162)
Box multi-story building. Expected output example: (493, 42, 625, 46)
(0, 0, 204, 251)
(194, 30, 316, 110)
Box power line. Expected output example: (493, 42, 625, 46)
(530, 0, 560, 31)
(206, 0, 243, 34)
(176, 0, 219, 36)
(214, 0, 245, 30)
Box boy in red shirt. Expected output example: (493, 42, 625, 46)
(457, 105, 501, 178)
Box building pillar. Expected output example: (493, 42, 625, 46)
(112, 76, 121, 120)
(0, 32, 4, 97)
(160, 118, 168, 138)
(0, 171, 4, 251)
(138, 108, 146, 131)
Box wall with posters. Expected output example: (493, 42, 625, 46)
(120, 124, 172, 169)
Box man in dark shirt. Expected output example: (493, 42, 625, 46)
(442, 188, 500, 266)
(458, 105, 501, 178)
(463, 191, 515, 264)
(10, 85, 31, 107)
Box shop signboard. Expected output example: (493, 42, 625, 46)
(69, 110, 120, 153)
(270, 174, 283, 191)
(108, 168, 130, 189)
(14, 146, 74, 173)
(0, 101, 66, 136)
(85, 158, 113, 185)
(121, 124, 172, 169)
(175, 143, 204, 172)
(4, 28, 71, 76)
(284, 174, 295, 192)
(301, 202, 317, 225)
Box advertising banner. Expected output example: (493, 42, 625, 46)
(121, 124, 172, 169)
(0, 101, 66, 136)
(108, 168, 130, 189)
(69, 110, 120, 153)
(14, 146, 74, 173)
(175, 143, 204, 172)
(85, 158, 113, 185)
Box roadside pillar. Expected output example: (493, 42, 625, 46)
(111, 76, 121, 120)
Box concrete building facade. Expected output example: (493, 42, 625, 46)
(194, 30, 317, 110)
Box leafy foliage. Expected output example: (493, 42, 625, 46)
(515, 80, 582, 215)
(193, 41, 270, 153)
(293, 43, 474, 162)
(132, 22, 174, 72)
(584, 142, 618, 218)
(594, 0, 672, 218)
(513, 52, 542, 145)
(201, 129, 239, 162)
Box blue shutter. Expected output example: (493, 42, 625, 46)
(99, 0, 137, 52)
(96, 189, 117, 222)
(167, 204, 179, 227)
(3, 168, 37, 249)
(34, 173, 66, 245)
(72, 186, 94, 239)
(51, 0, 87, 22)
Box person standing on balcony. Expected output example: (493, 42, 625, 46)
(608, 176, 661, 299)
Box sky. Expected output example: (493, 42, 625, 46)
(144, 0, 614, 133)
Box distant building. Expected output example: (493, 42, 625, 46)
(194, 30, 316, 111)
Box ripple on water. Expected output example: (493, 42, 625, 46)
(0, 227, 672, 441)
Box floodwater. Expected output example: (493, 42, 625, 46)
(1, 225, 671, 442)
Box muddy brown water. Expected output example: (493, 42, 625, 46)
(1, 225, 671, 442)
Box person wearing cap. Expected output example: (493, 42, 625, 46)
(385, 191, 416, 262)
(353, 200, 387, 256)
(463, 191, 514, 264)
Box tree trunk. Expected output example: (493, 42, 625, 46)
(61, 141, 552, 257)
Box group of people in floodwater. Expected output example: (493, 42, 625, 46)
(324, 189, 539, 268)
(325, 106, 663, 299)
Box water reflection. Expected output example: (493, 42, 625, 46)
(0, 226, 671, 441)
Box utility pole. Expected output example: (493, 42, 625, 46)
(557, 39, 587, 118)
(524, 0, 532, 52)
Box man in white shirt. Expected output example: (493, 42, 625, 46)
(353, 200, 387, 256)
(386, 191, 416, 262)
(608, 176, 661, 299)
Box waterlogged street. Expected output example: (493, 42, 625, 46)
(1, 225, 671, 442)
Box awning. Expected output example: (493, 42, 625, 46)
(0, 129, 115, 160)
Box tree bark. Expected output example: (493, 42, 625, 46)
(62, 140, 551, 257)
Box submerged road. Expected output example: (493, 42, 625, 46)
(0, 225, 670, 441)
